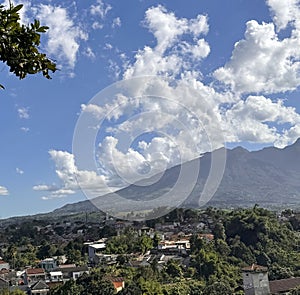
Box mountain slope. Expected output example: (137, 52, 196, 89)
(55, 140, 300, 215)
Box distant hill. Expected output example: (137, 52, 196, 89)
(53, 139, 300, 216)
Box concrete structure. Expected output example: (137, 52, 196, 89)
(88, 243, 106, 262)
(49, 271, 63, 282)
(242, 264, 270, 295)
(40, 258, 58, 271)
(0, 260, 9, 271)
(56, 265, 89, 280)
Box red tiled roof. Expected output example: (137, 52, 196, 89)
(242, 264, 268, 272)
(26, 268, 45, 275)
(198, 234, 214, 241)
(269, 277, 300, 294)
(109, 277, 124, 282)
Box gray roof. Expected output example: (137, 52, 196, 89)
(30, 280, 49, 290)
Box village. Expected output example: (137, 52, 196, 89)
(0, 208, 299, 294)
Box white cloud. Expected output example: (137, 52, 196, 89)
(124, 5, 210, 79)
(18, 107, 29, 119)
(214, 20, 300, 94)
(20, 127, 30, 132)
(120, 5, 300, 152)
(214, 0, 300, 95)
(16, 168, 24, 175)
(92, 21, 103, 30)
(38, 4, 300, 202)
(83, 47, 96, 59)
(105, 43, 113, 50)
(2, 1, 89, 70)
(33, 184, 58, 191)
(90, 0, 111, 30)
(222, 95, 300, 147)
(112, 17, 121, 28)
(36, 4, 88, 69)
(266, 0, 300, 31)
(0, 186, 9, 196)
(35, 150, 117, 200)
(90, 0, 112, 19)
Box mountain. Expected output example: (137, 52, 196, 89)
(54, 140, 300, 216)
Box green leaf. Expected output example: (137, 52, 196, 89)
(11, 4, 23, 13)
(36, 26, 48, 33)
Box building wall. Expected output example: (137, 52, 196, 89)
(243, 272, 270, 295)
(0, 263, 9, 271)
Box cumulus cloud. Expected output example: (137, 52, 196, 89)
(39, 4, 300, 201)
(33, 184, 59, 191)
(221, 95, 300, 147)
(35, 150, 118, 200)
(18, 107, 29, 119)
(0, 186, 9, 196)
(90, 0, 112, 19)
(112, 17, 121, 28)
(214, 19, 300, 94)
(35, 4, 88, 69)
(90, 0, 112, 30)
(214, 0, 300, 95)
(124, 5, 210, 79)
(266, 0, 300, 31)
(2, 1, 89, 71)
(20, 127, 30, 133)
(83, 47, 96, 59)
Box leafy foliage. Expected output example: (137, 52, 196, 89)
(0, 3, 56, 88)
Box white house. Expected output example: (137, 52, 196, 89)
(88, 243, 106, 262)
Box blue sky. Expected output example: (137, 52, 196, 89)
(1, 0, 300, 218)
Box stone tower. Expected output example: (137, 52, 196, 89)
(242, 264, 270, 295)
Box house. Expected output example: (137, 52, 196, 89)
(30, 280, 50, 295)
(25, 268, 46, 285)
(157, 239, 190, 254)
(0, 260, 9, 271)
(0, 269, 18, 286)
(48, 271, 63, 282)
(88, 243, 106, 262)
(94, 253, 118, 265)
(56, 265, 89, 280)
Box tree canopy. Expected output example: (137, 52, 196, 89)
(0, 2, 57, 88)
